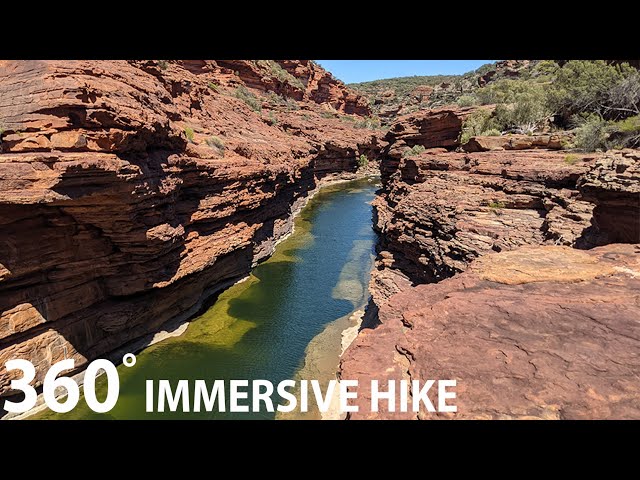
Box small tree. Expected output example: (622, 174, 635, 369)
(460, 109, 498, 143)
(548, 60, 638, 122)
(357, 154, 369, 168)
(606, 73, 640, 118)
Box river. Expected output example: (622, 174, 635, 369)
(35, 177, 378, 419)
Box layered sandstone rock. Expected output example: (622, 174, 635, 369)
(277, 60, 371, 115)
(0, 60, 378, 396)
(341, 244, 640, 419)
(578, 150, 640, 244)
(198, 60, 371, 115)
(462, 133, 572, 152)
(386, 106, 477, 151)
(343, 103, 639, 420)
(373, 149, 603, 284)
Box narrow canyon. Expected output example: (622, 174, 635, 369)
(0, 60, 638, 419)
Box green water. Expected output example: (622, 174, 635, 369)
(36, 177, 378, 419)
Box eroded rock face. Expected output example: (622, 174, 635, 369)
(278, 60, 371, 115)
(341, 244, 640, 419)
(385, 106, 477, 151)
(373, 149, 604, 284)
(0, 60, 378, 396)
(343, 103, 639, 420)
(462, 133, 572, 152)
(578, 150, 640, 244)
(379, 106, 490, 180)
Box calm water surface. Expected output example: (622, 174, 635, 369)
(37, 177, 378, 419)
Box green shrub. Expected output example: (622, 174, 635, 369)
(460, 109, 499, 144)
(548, 60, 638, 122)
(572, 113, 640, 151)
(573, 114, 610, 151)
(255, 60, 304, 90)
(564, 154, 580, 165)
(266, 92, 299, 111)
(265, 112, 278, 126)
(476, 78, 541, 105)
(607, 73, 640, 119)
(158, 60, 168, 70)
(357, 154, 369, 168)
(607, 114, 640, 149)
(530, 60, 559, 80)
(235, 85, 262, 112)
(482, 128, 502, 136)
(355, 116, 381, 129)
(320, 110, 336, 119)
(208, 82, 219, 92)
(206, 135, 225, 150)
(488, 201, 506, 209)
(456, 95, 478, 107)
(340, 115, 356, 123)
(184, 126, 195, 143)
(477, 80, 551, 133)
(284, 97, 299, 111)
(402, 145, 426, 157)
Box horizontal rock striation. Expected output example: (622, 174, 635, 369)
(461, 133, 573, 152)
(0, 60, 378, 397)
(577, 150, 640, 244)
(342, 244, 640, 419)
(342, 105, 640, 420)
(373, 149, 605, 285)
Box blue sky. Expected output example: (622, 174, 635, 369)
(316, 60, 496, 84)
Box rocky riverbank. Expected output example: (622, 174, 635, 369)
(339, 106, 640, 419)
(0, 60, 382, 399)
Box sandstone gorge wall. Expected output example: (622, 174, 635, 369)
(341, 107, 640, 419)
(213, 60, 371, 115)
(0, 60, 376, 397)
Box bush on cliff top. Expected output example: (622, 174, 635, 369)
(476, 79, 551, 133)
(402, 145, 426, 157)
(460, 61, 640, 143)
(456, 95, 478, 107)
(255, 60, 305, 90)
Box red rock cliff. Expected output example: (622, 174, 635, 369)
(0, 60, 378, 396)
(340, 107, 640, 420)
(278, 60, 371, 115)
(213, 60, 371, 115)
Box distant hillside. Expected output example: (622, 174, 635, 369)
(350, 61, 535, 123)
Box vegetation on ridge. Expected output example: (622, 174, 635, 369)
(455, 60, 640, 150)
(254, 60, 305, 90)
(353, 60, 640, 151)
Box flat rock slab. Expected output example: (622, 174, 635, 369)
(340, 244, 640, 419)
